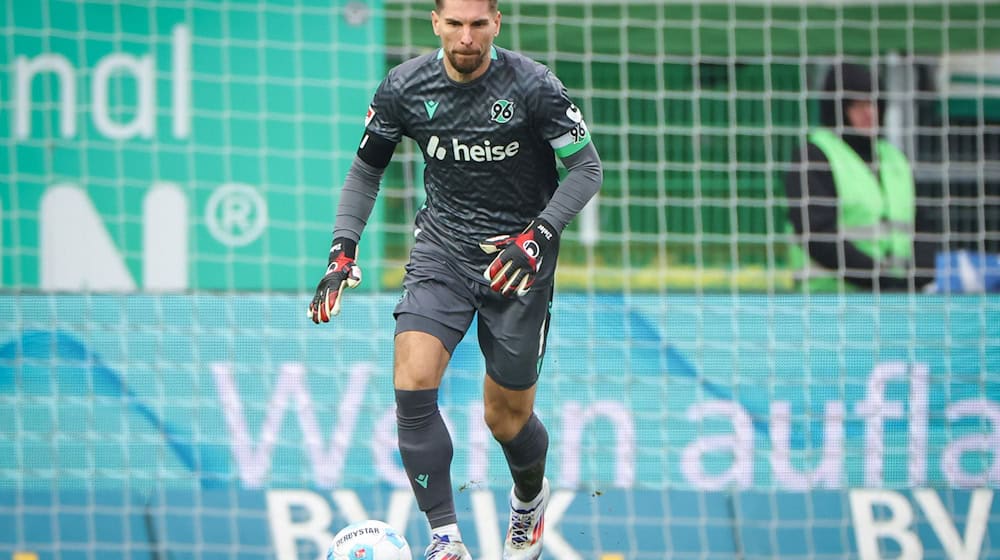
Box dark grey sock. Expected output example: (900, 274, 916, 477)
(500, 413, 549, 502)
(395, 388, 456, 528)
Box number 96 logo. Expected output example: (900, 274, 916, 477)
(491, 99, 515, 123)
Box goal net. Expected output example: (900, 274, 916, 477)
(2, 1, 999, 559)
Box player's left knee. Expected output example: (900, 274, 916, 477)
(483, 400, 534, 441)
(485, 413, 530, 443)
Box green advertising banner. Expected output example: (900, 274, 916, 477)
(0, 1, 385, 292)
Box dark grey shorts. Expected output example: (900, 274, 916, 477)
(393, 255, 552, 390)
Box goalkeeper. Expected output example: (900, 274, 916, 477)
(308, 1, 603, 559)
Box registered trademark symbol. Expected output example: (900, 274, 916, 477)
(205, 183, 267, 247)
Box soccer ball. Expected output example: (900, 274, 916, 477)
(327, 519, 412, 560)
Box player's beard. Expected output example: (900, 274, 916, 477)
(446, 48, 488, 76)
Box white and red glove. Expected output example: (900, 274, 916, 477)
(479, 218, 557, 297)
(308, 238, 362, 323)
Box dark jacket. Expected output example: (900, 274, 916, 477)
(784, 62, 931, 291)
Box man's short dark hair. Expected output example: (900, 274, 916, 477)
(435, 0, 499, 11)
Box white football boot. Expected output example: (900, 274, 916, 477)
(424, 534, 472, 560)
(503, 478, 550, 560)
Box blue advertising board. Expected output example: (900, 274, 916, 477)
(1, 294, 999, 559)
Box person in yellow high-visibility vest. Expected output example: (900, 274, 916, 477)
(784, 62, 934, 292)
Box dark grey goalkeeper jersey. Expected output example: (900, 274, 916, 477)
(365, 46, 595, 283)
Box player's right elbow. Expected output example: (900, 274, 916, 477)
(585, 157, 604, 191)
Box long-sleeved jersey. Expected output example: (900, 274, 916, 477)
(336, 45, 601, 283)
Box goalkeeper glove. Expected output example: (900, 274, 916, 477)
(308, 238, 362, 323)
(479, 218, 558, 297)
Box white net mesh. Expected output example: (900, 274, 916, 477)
(2, 1, 999, 559)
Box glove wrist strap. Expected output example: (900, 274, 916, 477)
(330, 237, 358, 260)
(530, 218, 558, 250)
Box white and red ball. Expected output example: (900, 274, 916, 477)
(327, 519, 412, 560)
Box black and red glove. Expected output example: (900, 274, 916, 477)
(308, 238, 362, 323)
(479, 218, 558, 297)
